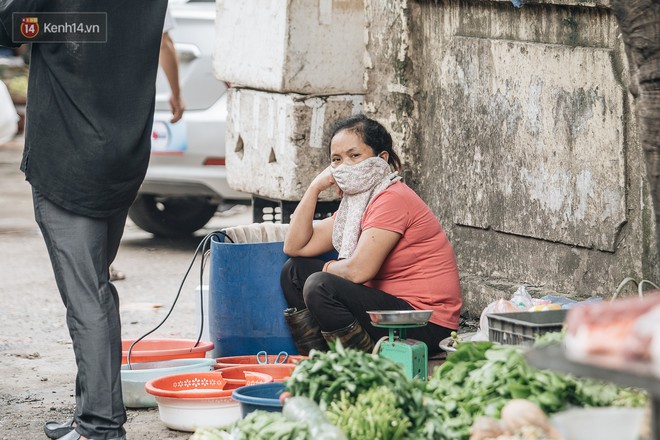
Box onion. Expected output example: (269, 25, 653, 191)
(469, 416, 505, 440)
(500, 399, 563, 439)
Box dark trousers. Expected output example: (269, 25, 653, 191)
(280, 257, 452, 355)
(33, 189, 127, 439)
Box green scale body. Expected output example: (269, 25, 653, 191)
(373, 323, 428, 381)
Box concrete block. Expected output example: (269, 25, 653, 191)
(225, 88, 364, 200)
(214, 0, 365, 94)
(440, 37, 626, 252)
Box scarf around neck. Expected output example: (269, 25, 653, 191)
(331, 156, 401, 259)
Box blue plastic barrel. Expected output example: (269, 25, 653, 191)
(209, 236, 297, 357)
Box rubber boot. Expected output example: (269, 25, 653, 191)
(322, 320, 375, 353)
(283, 308, 329, 355)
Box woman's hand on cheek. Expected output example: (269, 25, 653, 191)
(310, 166, 337, 193)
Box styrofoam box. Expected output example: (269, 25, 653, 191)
(226, 88, 363, 201)
(214, 0, 365, 95)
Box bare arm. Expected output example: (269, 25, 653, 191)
(283, 167, 337, 257)
(159, 32, 185, 123)
(325, 227, 401, 284)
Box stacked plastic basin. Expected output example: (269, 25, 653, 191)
(121, 338, 274, 432)
(120, 339, 306, 432)
(121, 338, 217, 408)
(215, 354, 305, 418)
(145, 371, 273, 432)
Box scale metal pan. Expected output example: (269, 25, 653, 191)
(367, 310, 433, 325)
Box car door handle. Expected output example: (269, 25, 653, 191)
(175, 43, 201, 62)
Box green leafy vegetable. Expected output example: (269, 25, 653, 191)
(190, 410, 311, 440)
(286, 340, 444, 438)
(425, 342, 648, 440)
(326, 386, 413, 440)
(533, 330, 565, 347)
(283, 396, 347, 439)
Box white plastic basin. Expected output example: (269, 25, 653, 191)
(145, 370, 273, 432)
(154, 395, 242, 432)
(120, 358, 216, 408)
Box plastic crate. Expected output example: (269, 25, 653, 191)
(487, 309, 567, 346)
(252, 195, 339, 224)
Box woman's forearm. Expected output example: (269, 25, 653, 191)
(283, 185, 322, 255)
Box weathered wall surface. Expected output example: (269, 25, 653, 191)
(365, 0, 659, 315)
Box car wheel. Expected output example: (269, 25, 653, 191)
(129, 195, 219, 237)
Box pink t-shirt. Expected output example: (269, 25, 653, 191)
(362, 181, 462, 329)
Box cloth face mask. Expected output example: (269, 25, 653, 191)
(330, 156, 401, 259)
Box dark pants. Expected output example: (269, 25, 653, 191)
(280, 257, 451, 355)
(33, 189, 127, 439)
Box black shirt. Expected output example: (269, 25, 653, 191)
(0, 1, 167, 217)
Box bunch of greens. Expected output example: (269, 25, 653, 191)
(190, 410, 311, 440)
(282, 396, 347, 439)
(425, 342, 647, 439)
(533, 330, 565, 347)
(286, 341, 444, 438)
(326, 386, 413, 440)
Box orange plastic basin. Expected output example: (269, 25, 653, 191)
(214, 355, 306, 369)
(122, 339, 214, 364)
(218, 364, 296, 383)
(145, 371, 272, 399)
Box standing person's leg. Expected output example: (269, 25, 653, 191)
(33, 189, 127, 439)
(280, 257, 328, 355)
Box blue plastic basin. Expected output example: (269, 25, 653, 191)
(232, 382, 285, 417)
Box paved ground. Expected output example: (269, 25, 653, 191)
(0, 136, 251, 440)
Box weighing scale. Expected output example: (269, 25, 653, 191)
(368, 310, 431, 381)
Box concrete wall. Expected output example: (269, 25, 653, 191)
(364, 0, 659, 315)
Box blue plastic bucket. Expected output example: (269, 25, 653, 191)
(209, 236, 297, 357)
(232, 382, 285, 417)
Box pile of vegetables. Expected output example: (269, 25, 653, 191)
(425, 341, 647, 439)
(191, 396, 343, 440)
(326, 386, 412, 439)
(470, 399, 563, 440)
(191, 411, 309, 440)
(286, 341, 444, 438)
(191, 336, 647, 440)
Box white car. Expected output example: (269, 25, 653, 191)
(129, 0, 249, 237)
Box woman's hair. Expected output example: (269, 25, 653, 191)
(327, 114, 402, 172)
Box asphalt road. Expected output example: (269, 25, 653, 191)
(0, 137, 252, 439)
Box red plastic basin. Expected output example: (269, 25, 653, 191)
(214, 354, 306, 369)
(122, 339, 214, 364)
(218, 363, 296, 383)
(145, 371, 272, 399)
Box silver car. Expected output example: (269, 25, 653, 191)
(129, 0, 249, 237)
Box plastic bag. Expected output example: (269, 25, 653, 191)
(473, 286, 534, 341)
(473, 298, 520, 341)
(510, 285, 534, 310)
(0, 81, 18, 145)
